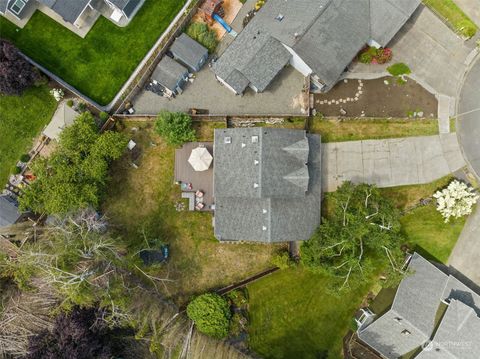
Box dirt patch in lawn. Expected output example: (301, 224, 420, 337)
(314, 76, 438, 119)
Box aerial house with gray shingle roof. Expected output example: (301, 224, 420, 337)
(212, 0, 421, 95)
(213, 128, 322, 243)
(151, 56, 189, 97)
(357, 253, 480, 359)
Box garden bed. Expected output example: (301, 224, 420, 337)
(314, 77, 437, 118)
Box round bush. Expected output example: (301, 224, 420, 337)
(14, 166, 22, 174)
(20, 154, 30, 162)
(187, 293, 231, 339)
(66, 99, 74, 107)
(99, 111, 109, 121)
(359, 52, 372, 64)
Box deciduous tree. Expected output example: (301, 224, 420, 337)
(155, 111, 196, 146)
(186, 293, 231, 339)
(0, 40, 38, 95)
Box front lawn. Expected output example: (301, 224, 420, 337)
(309, 118, 439, 142)
(0, 0, 186, 105)
(401, 205, 466, 263)
(423, 0, 478, 38)
(0, 85, 57, 186)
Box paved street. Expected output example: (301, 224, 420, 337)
(457, 56, 480, 178)
(322, 133, 465, 192)
(448, 206, 480, 286)
(349, 6, 473, 98)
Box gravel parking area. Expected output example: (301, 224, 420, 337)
(314, 77, 438, 118)
(132, 65, 308, 116)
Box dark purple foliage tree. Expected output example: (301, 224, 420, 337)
(25, 308, 114, 359)
(0, 39, 38, 95)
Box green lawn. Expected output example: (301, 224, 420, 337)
(309, 118, 439, 143)
(401, 205, 466, 263)
(247, 268, 378, 359)
(0, 85, 57, 186)
(0, 0, 186, 105)
(423, 0, 478, 38)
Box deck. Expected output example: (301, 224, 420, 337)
(174, 142, 214, 211)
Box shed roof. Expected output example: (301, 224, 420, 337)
(170, 33, 208, 70)
(213, 128, 321, 242)
(43, 102, 79, 141)
(151, 56, 188, 91)
(109, 0, 140, 17)
(0, 195, 21, 227)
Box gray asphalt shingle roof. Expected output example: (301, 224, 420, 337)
(213, 0, 421, 93)
(170, 33, 208, 72)
(0, 195, 21, 227)
(151, 56, 188, 92)
(0, 0, 8, 14)
(109, 0, 140, 17)
(38, 0, 91, 23)
(213, 128, 321, 242)
(358, 253, 480, 359)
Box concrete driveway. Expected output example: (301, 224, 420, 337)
(132, 65, 307, 116)
(349, 6, 473, 98)
(322, 133, 465, 192)
(457, 56, 480, 178)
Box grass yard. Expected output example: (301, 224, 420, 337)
(0, 0, 186, 105)
(247, 268, 380, 359)
(423, 0, 478, 38)
(401, 205, 466, 263)
(103, 122, 275, 304)
(0, 85, 57, 186)
(309, 118, 439, 142)
(192, 120, 226, 141)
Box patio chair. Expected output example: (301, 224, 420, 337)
(195, 190, 204, 198)
(195, 202, 205, 210)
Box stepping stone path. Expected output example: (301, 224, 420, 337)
(318, 79, 364, 106)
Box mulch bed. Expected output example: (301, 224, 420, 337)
(314, 76, 438, 119)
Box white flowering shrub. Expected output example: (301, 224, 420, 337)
(50, 88, 64, 102)
(433, 180, 479, 222)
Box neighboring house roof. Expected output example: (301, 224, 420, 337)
(358, 253, 480, 359)
(213, 0, 421, 93)
(0, 195, 21, 228)
(213, 128, 322, 242)
(170, 33, 208, 71)
(109, 0, 140, 18)
(43, 102, 79, 141)
(38, 0, 91, 23)
(151, 56, 188, 92)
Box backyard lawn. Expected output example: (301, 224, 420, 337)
(423, 0, 478, 38)
(309, 118, 439, 142)
(102, 122, 275, 304)
(0, 0, 186, 105)
(0, 85, 57, 186)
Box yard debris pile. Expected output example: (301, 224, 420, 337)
(230, 118, 285, 127)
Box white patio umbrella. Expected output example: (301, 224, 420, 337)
(188, 146, 213, 171)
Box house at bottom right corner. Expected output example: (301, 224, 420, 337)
(357, 253, 480, 359)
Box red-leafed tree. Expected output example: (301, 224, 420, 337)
(0, 39, 38, 95)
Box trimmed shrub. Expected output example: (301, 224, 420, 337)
(20, 154, 31, 163)
(13, 166, 22, 175)
(66, 99, 74, 107)
(387, 63, 411, 77)
(187, 293, 231, 339)
(155, 111, 196, 146)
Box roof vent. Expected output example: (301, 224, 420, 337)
(275, 14, 284, 21)
(254, 160, 259, 165)
(262, 226, 267, 231)
(251, 135, 259, 143)
(394, 317, 402, 324)
(401, 330, 411, 336)
(294, 32, 300, 38)
(241, 143, 246, 148)
(262, 209, 267, 214)
(224, 136, 231, 144)
(253, 183, 259, 188)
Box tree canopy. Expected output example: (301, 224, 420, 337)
(20, 112, 127, 214)
(301, 182, 406, 291)
(187, 293, 231, 339)
(0, 40, 39, 95)
(155, 111, 196, 146)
